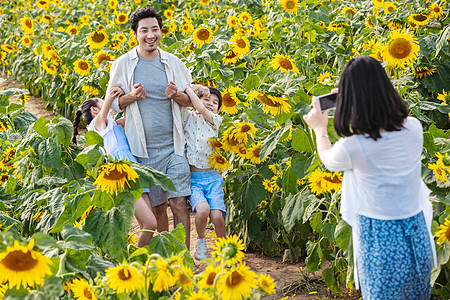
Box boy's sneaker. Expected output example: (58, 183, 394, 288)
(195, 239, 208, 260)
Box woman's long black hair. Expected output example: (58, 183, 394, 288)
(333, 56, 408, 140)
(71, 97, 101, 144)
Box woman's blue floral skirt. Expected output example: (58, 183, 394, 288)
(357, 212, 432, 300)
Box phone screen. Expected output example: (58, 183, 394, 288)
(317, 93, 337, 111)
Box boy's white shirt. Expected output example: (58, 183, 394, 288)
(107, 47, 192, 158)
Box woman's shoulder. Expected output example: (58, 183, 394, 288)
(404, 116, 423, 133)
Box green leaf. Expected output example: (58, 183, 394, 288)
(305, 240, 320, 272)
(335, 219, 352, 258)
(282, 166, 298, 196)
(303, 194, 321, 223)
(60, 225, 95, 251)
(260, 120, 292, 160)
(321, 222, 335, 241)
(84, 130, 104, 146)
(291, 129, 313, 153)
(291, 153, 314, 180)
(242, 74, 260, 91)
(38, 139, 62, 169)
(132, 162, 176, 192)
(146, 225, 189, 261)
(310, 212, 322, 233)
(240, 176, 265, 218)
(48, 117, 72, 147)
(51, 193, 92, 233)
(322, 267, 342, 295)
(32, 233, 58, 250)
(33, 117, 49, 139)
(281, 190, 306, 232)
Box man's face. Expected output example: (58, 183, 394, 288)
(133, 17, 161, 57)
(202, 94, 220, 114)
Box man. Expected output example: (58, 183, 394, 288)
(107, 6, 205, 249)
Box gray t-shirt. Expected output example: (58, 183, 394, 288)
(134, 52, 174, 149)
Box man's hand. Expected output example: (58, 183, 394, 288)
(165, 81, 180, 99)
(130, 83, 146, 101)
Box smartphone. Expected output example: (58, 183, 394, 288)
(317, 92, 338, 111)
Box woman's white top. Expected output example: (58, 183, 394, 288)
(320, 116, 436, 287)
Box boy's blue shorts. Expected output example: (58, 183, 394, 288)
(189, 170, 226, 217)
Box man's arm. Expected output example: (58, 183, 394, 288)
(117, 83, 147, 109)
(165, 82, 192, 107)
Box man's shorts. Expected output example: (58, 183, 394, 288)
(189, 170, 226, 216)
(137, 149, 191, 207)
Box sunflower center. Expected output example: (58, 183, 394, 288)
(434, 7, 440, 13)
(197, 29, 211, 41)
(239, 147, 247, 155)
(179, 274, 189, 284)
(252, 148, 260, 157)
(225, 50, 238, 59)
(256, 95, 281, 107)
(388, 6, 394, 12)
(118, 268, 132, 280)
(207, 272, 217, 285)
(25, 19, 32, 27)
(92, 32, 106, 43)
(215, 156, 225, 164)
(78, 61, 89, 71)
(240, 125, 251, 133)
(223, 94, 236, 106)
(278, 58, 293, 70)
(70, 28, 77, 34)
(389, 38, 411, 59)
(235, 38, 246, 49)
(97, 54, 111, 64)
(103, 169, 127, 181)
(323, 175, 341, 184)
(83, 287, 93, 299)
(2, 250, 38, 271)
(413, 14, 427, 22)
(286, 0, 295, 9)
(118, 15, 126, 22)
(227, 271, 243, 287)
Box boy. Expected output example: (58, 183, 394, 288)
(174, 82, 226, 260)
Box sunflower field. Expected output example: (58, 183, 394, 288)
(1, 0, 450, 298)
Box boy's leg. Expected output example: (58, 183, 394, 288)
(195, 202, 211, 239)
(135, 193, 158, 247)
(210, 209, 226, 238)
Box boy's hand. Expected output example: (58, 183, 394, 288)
(165, 81, 180, 99)
(195, 85, 210, 98)
(109, 86, 125, 98)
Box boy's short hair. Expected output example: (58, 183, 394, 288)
(208, 86, 222, 109)
(130, 6, 163, 33)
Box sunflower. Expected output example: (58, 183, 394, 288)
(1, 44, 18, 53)
(263, 179, 280, 193)
(223, 49, 241, 65)
(233, 122, 257, 143)
(381, 29, 419, 68)
(115, 13, 128, 25)
(109, 0, 117, 9)
(109, 41, 122, 50)
(0, 121, 9, 131)
(438, 90, 449, 105)
(318, 71, 333, 85)
(383, 2, 396, 14)
(327, 22, 350, 31)
(371, 0, 383, 7)
(408, 13, 430, 26)
(365, 16, 376, 28)
(436, 217, 450, 244)
(270, 54, 299, 73)
(94, 50, 114, 68)
(73, 59, 91, 76)
(258, 273, 275, 295)
(429, 3, 444, 19)
(41, 14, 53, 23)
(342, 7, 356, 16)
(209, 152, 231, 172)
(248, 142, 264, 164)
(208, 137, 223, 151)
(20, 16, 34, 34)
(238, 11, 252, 25)
(227, 15, 239, 28)
(186, 290, 213, 300)
(41, 59, 57, 75)
(249, 91, 291, 116)
(280, 0, 299, 14)
(173, 265, 195, 289)
(414, 66, 436, 78)
(388, 21, 403, 31)
(70, 278, 97, 300)
(181, 23, 194, 35)
(192, 27, 214, 46)
(221, 87, 241, 114)
(429, 163, 447, 182)
(87, 30, 109, 49)
(21, 35, 32, 47)
(200, 0, 210, 5)
(94, 161, 139, 194)
(216, 263, 258, 300)
(0, 239, 52, 289)
(307, 169, 343, 195)
(82, 85, 100, 96)
(164, 9, 174, 20)
(0, 147, 16, 170)
(153, 258, 176, 292)
(212, 235, 245, 265)
(36, 0, 49, 10)
(80, 15, 90, 25)
(67, 25, 79, 35)
(105, 265, 144, 294)
(198, 265, 222, 289)
(230, 34, 250, 55)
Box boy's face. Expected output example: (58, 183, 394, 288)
(202, 94, 220, 114)
(133, 17, 161, 59)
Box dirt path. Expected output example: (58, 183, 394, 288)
(0, 76, 358, 300)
